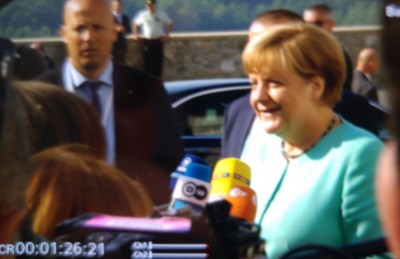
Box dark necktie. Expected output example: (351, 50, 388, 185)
(114, 14, 122, 25)
(81, 81, 102, 115)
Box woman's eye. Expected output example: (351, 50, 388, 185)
(269, 80, 282, 87)
(250, 81, 259, 89)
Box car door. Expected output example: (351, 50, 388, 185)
(173, 88, 249, 165)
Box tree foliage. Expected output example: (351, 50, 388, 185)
(0, 0, 381, 38)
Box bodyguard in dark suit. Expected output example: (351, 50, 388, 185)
(303, 3, 353, 91)
(221, 94, 253, 158)
(38, 0, 183, 205)
(112, 0, 132, 64)
(351, 70, 378, 101)
(351, 47, 380, 102)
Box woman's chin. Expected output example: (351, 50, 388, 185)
(261, 122, 282, 134)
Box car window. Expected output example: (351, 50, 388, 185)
(173, 89, 248, 136)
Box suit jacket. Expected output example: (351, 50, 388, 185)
(221, 94, 253, 158)
(221, 90, 381, 159)
(37, 61, 184, 205)
(351, 69, 378, 102)
(121, 14, 132, 34)
(112, 14, 132, 63)
(343, 48, 354, 91)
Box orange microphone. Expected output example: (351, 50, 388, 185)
(225, 185, 257, 222)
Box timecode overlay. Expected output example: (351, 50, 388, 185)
(0, 242, 105, 257)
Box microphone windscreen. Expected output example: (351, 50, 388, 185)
(169, 154, 208, 190)
(169, 162, 212, 213)
(209, 158, 251, 202)
(225, 185, 257, 222)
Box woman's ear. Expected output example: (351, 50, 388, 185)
(310, 76, 325, 102)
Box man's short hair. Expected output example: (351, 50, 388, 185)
(254, 9, 304, 24)
(305, 3, 332, 15)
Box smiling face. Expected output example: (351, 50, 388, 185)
(243, 24, 345, 139)
(60, 0, 117, 79)
(248, 63, 316, 137)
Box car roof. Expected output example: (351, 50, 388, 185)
(165, 78, 251, 106)
(165, 78, 250, 94)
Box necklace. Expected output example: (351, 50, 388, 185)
(281, 114, 337, 160)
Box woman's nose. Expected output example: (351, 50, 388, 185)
(251, 82, 270, 102)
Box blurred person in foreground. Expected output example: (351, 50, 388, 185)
(303, 3, 354, 92)
(0, 86, 30, 249)
(29, 42, 56, 70)
(8, 81, 106, 158)
(240, 23, 385, 258)
(0, 80, 106, 256)
(38, 0, 183, 205)
(10, 80, 163, 205)
(375, 1, 400, 257)
(26, 144, 153, 240)
(14, 45, 48, 80)
(351, 47, 380, 102)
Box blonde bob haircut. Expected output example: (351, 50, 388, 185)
(242, 23, 345, 107)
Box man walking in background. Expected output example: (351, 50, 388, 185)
(351, 47, 380, 102)
(111, 0, 131, 64)
(303, 3, 353, 91)
(133, 0, 173, 78)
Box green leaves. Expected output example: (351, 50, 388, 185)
(0, 0, 382, 38)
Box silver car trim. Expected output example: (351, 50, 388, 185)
(171, 86, 250, 108)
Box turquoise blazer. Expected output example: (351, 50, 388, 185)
(243, 119, 385, 258)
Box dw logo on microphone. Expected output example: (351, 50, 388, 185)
(182, 182, 208, 200)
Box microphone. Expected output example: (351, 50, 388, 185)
(225, 185, 257, 222)
(169, 154, 209, 190)
(209, 158, 251, 202)
(168, 162, 212, 215)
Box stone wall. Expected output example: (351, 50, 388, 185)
(14, 26, 381, 81)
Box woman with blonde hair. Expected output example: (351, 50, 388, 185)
(26, 144, 154, 239)
(240, 24, 385, 258)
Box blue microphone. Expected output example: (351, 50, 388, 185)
(169, 154, 209, 190)
(168, 162, 212, 215)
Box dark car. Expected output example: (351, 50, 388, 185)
(165, 78, 390, 165)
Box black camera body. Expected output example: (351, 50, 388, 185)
(55, 200, 266, 259)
